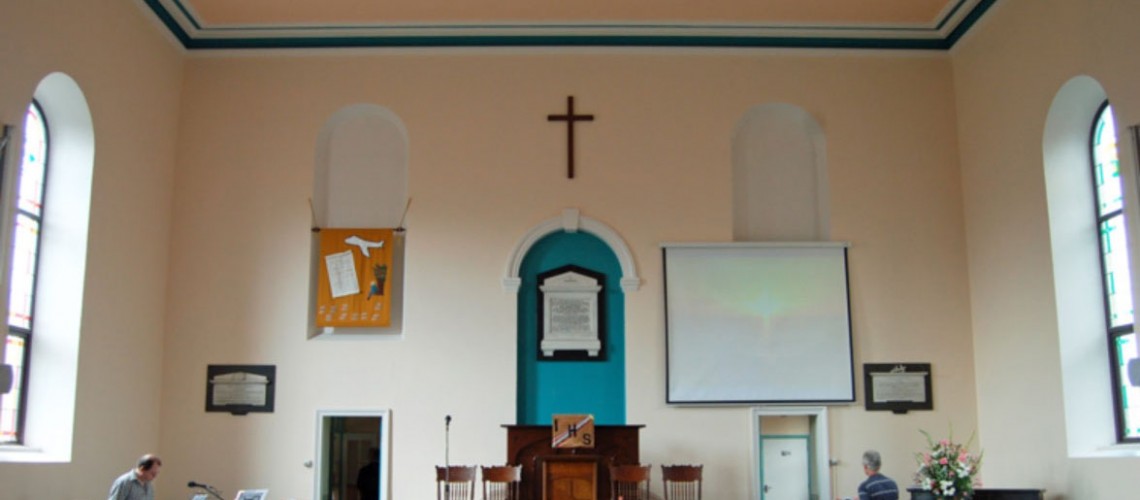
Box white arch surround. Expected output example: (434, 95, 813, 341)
(0, 72, 94, 463)
(502, 208, 640, 293)
(1042, 75, 1126, 455)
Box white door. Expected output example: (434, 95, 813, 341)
(760, 436, 810, 500)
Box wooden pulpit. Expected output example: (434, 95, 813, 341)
(504, 424, 643, 500)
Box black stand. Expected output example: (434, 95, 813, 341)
(444, 414, 452, 498)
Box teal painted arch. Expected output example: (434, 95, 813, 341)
(517, 231, 626, 425)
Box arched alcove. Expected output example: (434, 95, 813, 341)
(1042, 75, 1124, 453)
(732, 103, 829, 241)
(313, 104, 408, 228)
(0, 72, 94, 462)
(504, 209, 639, 424)
(309, 104, 409, 337)
(516, 232, 626, 424)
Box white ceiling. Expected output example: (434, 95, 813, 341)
(138, 0, 998, 50)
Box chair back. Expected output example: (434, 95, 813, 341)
(480, 465, 521, 500)
(662, 464, 703, 500)
(610, 464, 651, 500)
(436, 465, 477, 500)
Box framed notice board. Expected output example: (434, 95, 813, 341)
(316, 228, 396, 328)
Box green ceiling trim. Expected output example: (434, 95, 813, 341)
(142, 0, 996, 51)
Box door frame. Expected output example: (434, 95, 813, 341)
(750, 406, 830, 500)
(313, 409, 392, 500)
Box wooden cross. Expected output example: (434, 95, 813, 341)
(547, 96, 595, 179)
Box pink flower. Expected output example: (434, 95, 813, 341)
(940, 458, 948, 465)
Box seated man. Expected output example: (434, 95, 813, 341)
(858, 450, 899, 500)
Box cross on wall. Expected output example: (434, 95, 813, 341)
(547, 96, 595, 179)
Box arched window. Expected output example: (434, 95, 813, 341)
(1, 101, 49, 444)
(0, 73, 93, 462)
(1090, 103, 1139, 441)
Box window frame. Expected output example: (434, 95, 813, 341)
(1088, 100, 1139, 443)
(1, 100, 50, 445)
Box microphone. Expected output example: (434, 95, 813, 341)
(445, 414, 452, 426)
(189, 481, 225, 500)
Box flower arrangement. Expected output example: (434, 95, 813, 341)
(914, 429, 983, 499)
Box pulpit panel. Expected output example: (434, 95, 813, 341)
(504, 425, 642, 500)
(543, 459, 597, 500)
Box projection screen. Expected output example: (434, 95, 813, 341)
(663, 243, 854, 404)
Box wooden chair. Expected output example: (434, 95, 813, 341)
(480, 465, 521, 500)
(610, 464, 651, 500)
(436, 465, 477, 500)
(661, 464, 703, 500)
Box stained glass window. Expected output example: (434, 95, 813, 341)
(0, 102, 48, 444)
(1090, 103, 1139, 441)
(1114, 333, 1140, 439)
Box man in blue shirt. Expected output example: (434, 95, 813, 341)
(108, 454, 162, 500)
(858, 450, 899, 500)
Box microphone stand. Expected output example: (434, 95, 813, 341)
(444, 415, 452, 499)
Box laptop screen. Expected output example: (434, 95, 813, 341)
(233, 489, 268, 500)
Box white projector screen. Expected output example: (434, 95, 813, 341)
(663, 243, 854, 404)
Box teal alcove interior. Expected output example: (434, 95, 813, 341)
(517, 231, 626, 425)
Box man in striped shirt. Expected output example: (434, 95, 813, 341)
(858, 450, 899, 500)
(108, 454, 162, 500)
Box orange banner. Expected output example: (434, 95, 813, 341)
(316, 228, 394, 328)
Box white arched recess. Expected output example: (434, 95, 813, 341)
(0, 72, 94, 462)
(501, 208, 640, 293)
(308, 104, 409, 338)
(1043, 75, 1138, 455)
(312, 103, 409, 229)
(732, 103, 829, 242)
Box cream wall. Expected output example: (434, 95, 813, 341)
(0, 0, 183, 498)
(159, 50, 974, 499)
(6, 1, 1093, 499)
(953, 0, 1140, 498)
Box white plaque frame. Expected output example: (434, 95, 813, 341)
(540, 269, 603, 357)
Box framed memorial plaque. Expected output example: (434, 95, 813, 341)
(205, 364, 276, 415)
(537, 265, 606, 361)
(863, 363, 932, 413)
